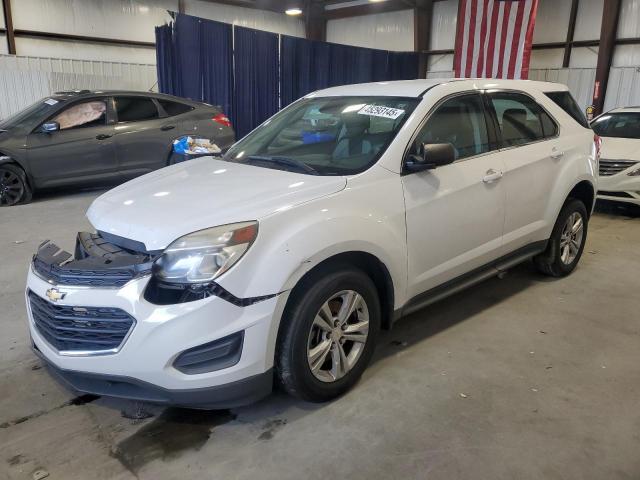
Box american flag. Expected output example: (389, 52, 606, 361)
(453, 0, 539, 79)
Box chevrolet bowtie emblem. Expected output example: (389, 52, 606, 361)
(45, 288, 66, 302)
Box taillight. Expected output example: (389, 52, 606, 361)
(213, 113, 232, 127)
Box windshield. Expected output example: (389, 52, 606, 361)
(0, 97, 65, 130)
(591, 112, 640, 139)
(223, 96, 419, 175)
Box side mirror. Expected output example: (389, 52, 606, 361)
(40, 121, 60, 133)
(405, 143, 456, 173)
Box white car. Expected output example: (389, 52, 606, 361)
(26, 79, 598, 407)
(591, 107, 640, 206)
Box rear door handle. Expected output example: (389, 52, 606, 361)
(95, 134, 112, 140)
(483, 169, 503, 183)
(550, 148, 565, 159)
(161, 125, 176, 131)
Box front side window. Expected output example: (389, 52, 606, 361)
(412, 94, 490, 161)
(115, 96, 159, 122)
(591, 112, 640, 139)
(52, 101, 107, 130)
(489, 92, 557, 147)
(224, 96, 419, 175)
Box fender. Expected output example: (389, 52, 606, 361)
(217, 166, 410, 310)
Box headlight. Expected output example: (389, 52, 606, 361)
(627, 167, 640, 176)
(153, 221, 258, 284)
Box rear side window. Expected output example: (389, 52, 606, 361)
(488, 92, 558, 147)
(158, 99, 193, 117)
(545, 91, 589, 128)
(115, 96, 159, 122)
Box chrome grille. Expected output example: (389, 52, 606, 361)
(599, 159, 638, 176)
(29, 290, 135, 353)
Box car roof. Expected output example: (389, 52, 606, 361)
(307, 78, 569, 98)
(50, 90, 199, 104)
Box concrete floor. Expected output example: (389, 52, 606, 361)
(1, 190, 639, 480)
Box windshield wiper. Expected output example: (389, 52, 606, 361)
(243, 155, 319, 175)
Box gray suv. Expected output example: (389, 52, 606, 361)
(0, 90, 235, 206)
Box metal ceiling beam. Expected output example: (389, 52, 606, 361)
(562, 0, 580, 67)
(304, 0, 327, 41)
(414, 0, 432, 78)
(324, 1, 415, 20)
(592, 0, 621, 115)
(1, 0, 16, 54)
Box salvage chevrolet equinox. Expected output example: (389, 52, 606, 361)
(26, 79, 599, 408)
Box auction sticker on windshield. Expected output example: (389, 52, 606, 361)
(358, 105, 405, 119)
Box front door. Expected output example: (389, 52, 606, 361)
(401, 93, 506, 299)
(27, 99, 117, 188)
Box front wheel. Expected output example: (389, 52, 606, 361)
(0, 164, 32, 206)
(534, 198, 588, 277)
(276, 267, 381, 402)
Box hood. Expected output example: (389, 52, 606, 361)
(87, 157, 347, 251)
(599, 137, 640, 161)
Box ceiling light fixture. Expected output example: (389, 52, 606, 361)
(285, 7, 303, 15)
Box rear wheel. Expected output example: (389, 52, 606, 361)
(0, 164, 32, 206)
(534, 198, 588, 277)
(276, 267, 380, 402)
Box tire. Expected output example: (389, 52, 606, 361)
(275, 266, 381, 402)
(0, 164, 32, 206)
(534, 198, 588, 277)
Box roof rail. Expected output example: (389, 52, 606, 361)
(54, 89, 91, 95)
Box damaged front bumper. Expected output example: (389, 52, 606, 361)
(25, 232, 278, 407)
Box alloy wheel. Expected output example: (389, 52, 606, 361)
(307, 290, 370, 383)
(0, 169, 24, 206)
(559, 211, 584, 265)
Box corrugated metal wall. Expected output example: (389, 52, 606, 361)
(326, 9, 415, 51)
(528, 68, 597, 109)
(0, 55, 157, 119)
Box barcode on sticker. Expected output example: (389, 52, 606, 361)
(358, 105, 404, 119)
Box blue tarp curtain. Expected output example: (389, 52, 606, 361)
(279, 36, 418, 107)
(155, 13, 419, 137)
(155, 14, 233, 119)
(233, 26, 279, 138)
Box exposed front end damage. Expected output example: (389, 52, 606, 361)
(32, 232, 157, 288)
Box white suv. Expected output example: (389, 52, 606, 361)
(26, 79, 598, 407)
(591, 107, 640, 206)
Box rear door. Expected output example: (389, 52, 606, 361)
(111, 95, 174, 177)
(26, 98, 117, 187)
(484, 91, 563, 253)
(402, 92, 506, 298)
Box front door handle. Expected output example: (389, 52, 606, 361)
(550, 148, 565, 159)
(161, 125, 176, 131)
(95, 134, 112, 140)
(483, 169, 503, 183)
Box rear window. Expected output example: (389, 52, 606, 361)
(545, 91, 589, 128)
(158, 99, 193, 117)
(115, 96, 159, 122)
